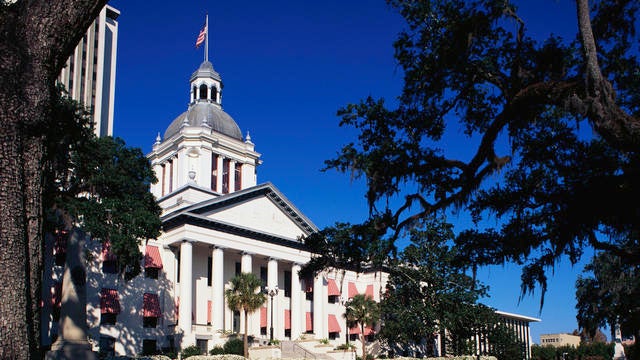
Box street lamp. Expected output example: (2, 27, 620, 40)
(267, 285, 279, 343)
(340, 295, 349, 345)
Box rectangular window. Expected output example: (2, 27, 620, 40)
(100, 313, 117, 325)
(284, 271, 291, 297)
(99, 336, 115, 358)
(143, 316, 158, 328)
(177, 253, 181, 283)
(329, 332, 338, 340)
(285, 329, 291, 338)
(142, 339, 157, 355)
(235, 262, 241, 276)
(234, 163, 242, 191)
(207, 257, 212, 286)
(145, 268, 159, 279)
(222, 158, 230, 194)
(260, 267, 268, 292)
(211, 154, 218, 192)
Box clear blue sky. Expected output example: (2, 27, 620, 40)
(109, 0, 594, 344)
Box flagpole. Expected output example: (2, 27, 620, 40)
(204, 13, 209, 62)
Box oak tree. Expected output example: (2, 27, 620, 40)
(0, 0, 108, 357)
(327, 0, 640, 307)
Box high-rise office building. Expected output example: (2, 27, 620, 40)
(57, 5, 119, 137)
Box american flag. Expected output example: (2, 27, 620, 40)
(195, 23, 206, 48)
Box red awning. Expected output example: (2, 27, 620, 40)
(364, 326, 375, 336)
(327, 278, 341, 296)
(328, 314, 341, 333)
(101, 240, 116, 262)
(207, 300, 212, 324)
(260, 306, 267, 328)
(284, 309, 291, 330)
(143, 293, 162, 317)
(348, 282, 359, 298)
(100, 288, 121, 314)
(365, 284, 374, 299)
(350, 326, 360, 334)
(144, 245, 163, 269)
(306, 312, 313, 332)
(51, 281, 62, 308)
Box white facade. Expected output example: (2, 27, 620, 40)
(58, 5, 119, 137)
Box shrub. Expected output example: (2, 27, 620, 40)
(181, 345, 203, 359)
(223, 338, 244, 356)
(209, 346, 225, 355)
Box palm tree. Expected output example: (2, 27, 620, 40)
(226, 272, 267, 358)
(345, 294, 379, 359)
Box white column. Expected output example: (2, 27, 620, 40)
(229, 160, 236, 193)
(290, 263, 302, 339)
(313, 275, 325, 338)
(241, 252, 252, 273)
(179, 240, 193, 335)
(216, 156, 224, 193)
(267, 258, 279, 341)
(212, 247, 225, 332)
(241, 252, 256, 336)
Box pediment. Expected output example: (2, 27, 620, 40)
(169, 183, 317, 241)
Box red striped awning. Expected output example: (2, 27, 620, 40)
(365, 284, 374, 299)
(284, 309, 291, 330)
(348, 282, 358, 298)
(143, 293, 162, 317)
(327, 278, 341, 296)
(350, 326, 361, 334)
(100, 288, 121, 314)
(328, 314, 341, 333)
(260, 306, 267, 327)
(51, 281, 62, 308)
(144, 245, 162, 269)
(306, 312, 313, 332)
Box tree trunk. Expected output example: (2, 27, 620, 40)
(0, 1, 108, 358)
(361, 324, 366, 360)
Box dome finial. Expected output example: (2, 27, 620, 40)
(154, 132, 162, 145)
(245, 131, 253, 144)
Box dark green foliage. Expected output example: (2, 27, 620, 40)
(181, 345, 203, 358)
(531, 342, 614, 360)
(379, 219, 491, 356)
(576, 252, 640, 354)
(223, 337, 244, 355)
(209, 346, 225, 355)
(326, 0, 640, 308)
(43, 88, 162, 278)
(486, 323, 526, 360)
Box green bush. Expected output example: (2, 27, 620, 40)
(209, 346, 225, 355)
(181, 345, 203, 359)
(223, 338, 244, 356)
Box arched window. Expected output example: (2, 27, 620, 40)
(192, 86, 197, 102)
(199, 84, 208, 100)
(211, 87, 218, 103)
